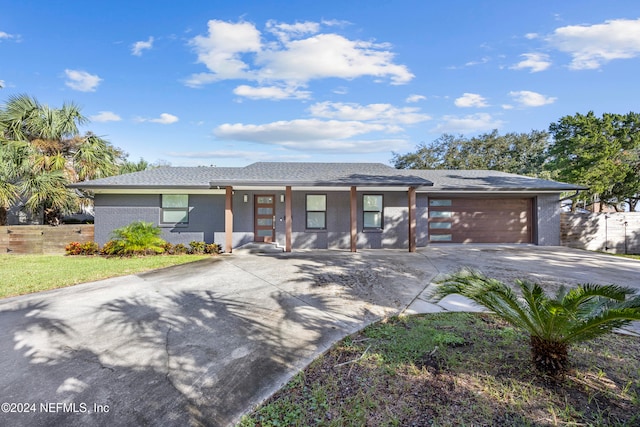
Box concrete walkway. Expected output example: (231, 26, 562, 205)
(0, 246, 638, 426)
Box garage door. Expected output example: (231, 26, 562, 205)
(428, 197, 533, 243)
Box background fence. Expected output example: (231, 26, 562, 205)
(0, 225, 94, 254)
(561, 212, 640, 255)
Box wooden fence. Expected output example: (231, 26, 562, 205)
(0, 225, 94, 254)
(561, 212, 640, 255)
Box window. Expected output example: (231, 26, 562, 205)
(161, 194, 189, 224)
(429, 222, 452, 229)
(429, 199, 452, 207)
(363, 195, 383, 230)
(306, 194, 326, 229)
(429, 211, 453, 218)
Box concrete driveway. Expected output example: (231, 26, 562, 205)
(0, 246, 638, 426)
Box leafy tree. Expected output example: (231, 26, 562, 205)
(0, 94, 126, 224)
(430, 270, 640, 375)
(547, 111, 640, 211)
(392, 130, 550, 177)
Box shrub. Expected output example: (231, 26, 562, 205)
(173, 243, 188, 255)
(65, 241, 100, 255)
(80, 241, 100, 255)
(189, 241, 206, 254)
(162, 242, 175, 255)
(101, 240, 123, 256)
(65, 241, 83, 255)
(108, 221, 167, 256)
(205, 243, 221, 254)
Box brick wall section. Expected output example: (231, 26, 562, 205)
(0, 225, 94, 254)
(561, 212, 640, 254)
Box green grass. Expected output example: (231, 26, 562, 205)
(0, 254, 210, 299)
(239, 313, 640, 426)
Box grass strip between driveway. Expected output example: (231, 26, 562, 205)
(0, 254, 210, 299)
(240, 313, 640, 426)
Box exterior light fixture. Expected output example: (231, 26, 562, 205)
(243, 194, 248, 203)
(280, 194, 285, 203)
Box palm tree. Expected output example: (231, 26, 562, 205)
(0, 142, 21, 224)
(119, 158, 151, 174)
(0, 94, 124, 224)
(430, 270, 640, 374)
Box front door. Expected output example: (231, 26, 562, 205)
(254, 195, 275, 243)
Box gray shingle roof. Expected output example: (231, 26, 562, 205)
(411, 169, 586, 191)
(69, 167, 239, 189)
(70, 162, 583, 192)
(208, 162, 432, 187)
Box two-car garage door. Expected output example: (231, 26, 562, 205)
(428, 197, 534, 244)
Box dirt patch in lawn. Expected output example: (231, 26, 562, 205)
(239, 313, 640, 426)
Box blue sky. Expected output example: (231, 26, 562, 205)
(2, 1, 639, 167)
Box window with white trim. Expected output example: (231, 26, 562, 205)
(363, 194, 383, 230)
(306, 194, 326, 229)
(161, 194, 189, 224)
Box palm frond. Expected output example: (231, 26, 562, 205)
(430, 270, 542, 335)
(431, 269, 640, 374)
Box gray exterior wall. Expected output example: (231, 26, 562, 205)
(285, 191, 414, 250)
(536, 193, 561, 246)
(94, 190, 563, 249)
(94, 193, 225, 245)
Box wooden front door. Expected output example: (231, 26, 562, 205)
(254, 195, 275, 243)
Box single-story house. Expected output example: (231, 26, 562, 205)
(70, 162, 585, 253)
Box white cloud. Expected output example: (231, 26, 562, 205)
(216, 119, 385, 142)
(131, 36, 154, 56)
(64, 69, 102, 92)
(464, 57, 490, 67)
(509, 90, 557, 107)
(89, 111, 122, 122)
(213, 119, 409, 153)
(0, 31, 14, 40)
(186, 19, 413, 89)
(233, 84, 311, 100)
(405, 94, 426, 103)
(525, 33, 539, 40)
(258, 33, 413, 85)
(136, 113, 179, 124)
(433, 113, 504, 133)
(266, 20, 320, 42)
(454, 93, 488, 108)
(0, 79, 4, 88)
(309, 101, 431, 124)
(187, 20, 262, 85)
(547, 18, 640, 69)
(510, 53, 552, 72)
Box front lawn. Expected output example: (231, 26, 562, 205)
(240, 313, 640, 426)
(0, 254, 210, 299)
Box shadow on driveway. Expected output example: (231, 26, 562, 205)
(1, 246, 638, 426)
(0, 251, 434, 426)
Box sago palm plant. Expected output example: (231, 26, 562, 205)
(430, 269, 640, 374)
